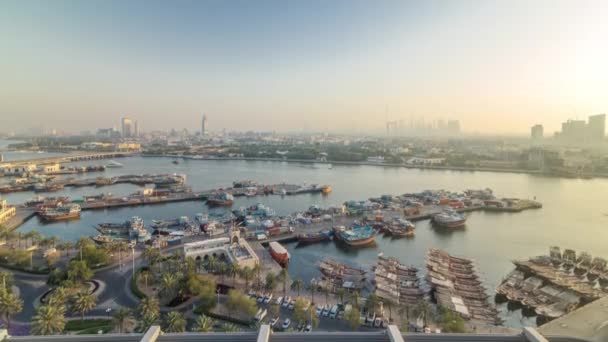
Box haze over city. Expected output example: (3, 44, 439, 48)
(2, 0, 608, 134)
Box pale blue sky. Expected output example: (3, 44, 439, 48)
(1, 0, 607, 134)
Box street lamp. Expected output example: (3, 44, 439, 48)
(131, 245, 135, 277)
(106, 307, 112, 319)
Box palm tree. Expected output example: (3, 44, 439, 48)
(365, 294, 379, 315)
(193, 314, 214, 332)
(229, 263, 240, 287)
(0, 290, 23, 329)
(112, 308, 135, 333)
(71, 291, 97, 321)
(308, 281, 317, 304)
(240, 266, 254, 291)
(48, 286, 68, 307)
(29, 231, 42, 247)
(221, 322, 241, 332)
(413, 299, 431, 327)
(278, 269, 288, 297)
(206, 255, 218, 273)
(31, 305, 66, 335)
(0, 271, 13, 291)
(162, 311, 186, 332)
(185, 256, 196, 274)
(159, 272, 179, 299)
(138, 297, 160, 324)
(290, 279, 305, 297)
(140, 269, 152, 289)
(253, 263, 261, 290)
(143, 247, 161, 269)
(398, 303, 410, 327)
(336, 288, 346, 305)
(349, 291, 360, 309)
(322, 286, 331, 305)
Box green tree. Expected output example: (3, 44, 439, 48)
(413, 299, 431, 327)
(322, 286, 331, 305)
(278, 269, 288, 298)
(138, 297, 160, 330)
(253, 263, 261, 290)
(193, 314, 214, 332)
(290, 279, 305, 297)
(162, 311, 186, 332)
(70, 291, 97, 321)
(206, 255, 218, 273)
(240, 266, 254, 291)
(186, 273, 217, 313)
(229, 263, 241, 287)
(31, 305, 66, 335)
(47, 286, 68, 307)
(438, 307, 466, 333)
(221, 322, 241, 332)
(349, 291, 360, 309)
(112, 308, 135, 333)
(292, 299, 314, 326)
(0, 289, 23, 329)
(143, 247, 161, 272)
(308, 281, 317, 304)
(159, 272, 179, 300)
(226, 289, 256, 317)
(0, 271, 14, 290)
(140, 269, 152, 289)
(365, 294, 379, 314)
(265, 272, 277, 292)
(345, 307, 361, 330)
(335, 288, 346, 305)
(67, 260, 93, 284)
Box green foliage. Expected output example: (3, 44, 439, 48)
(137, 297, 160, 330)
(438, 307, 467, 333)
(65, 319, 111, 331)
(79, 240, 109, 267)
(67, 260, 93, 284)
(345, 307, 361, 330)
(31, 304, 66, 335)
(47, 267, 67, 286)
(193, 314, 214, 332)
(226, 289, 257, 317)
(70, 291, 97, 321)
(0, 288, 23, 328)
(130, 269, 147, 299)
(264, 272, 277, 292)
(162, 311, 186, 333)
(112, 308, 136, 333)
(187, 273, 217, 313)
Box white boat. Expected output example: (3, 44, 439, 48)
(106, 160, 123, 168)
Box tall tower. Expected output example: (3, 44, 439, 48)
(202, 114, 208, 136)
(121, 116, 133, 138)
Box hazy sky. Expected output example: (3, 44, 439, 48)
(1, 0, 608, 135)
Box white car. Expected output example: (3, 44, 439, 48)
(304, 324, 312, 332)
(315, 305, 323, 316)
(282, 297, 291, 308)
(282, 318, 291, 330)
(322, 306, 330, 317)
(269, 316, 280, 327)
(275, 296, 283, 305)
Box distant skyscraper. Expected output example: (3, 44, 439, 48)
(447, 120, 460, 135)
(201, 114, 208, 136)
(587, 114, 605, 142)
(133, 120, 139, 137)
(121, 116, 134, 138)
(531, 124, 543, 141)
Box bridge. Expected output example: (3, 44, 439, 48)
(0, 152, 136, 167)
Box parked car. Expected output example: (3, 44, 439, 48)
(282, 318, 291, 330)
(269, 316, 280, 327)
(275, 296, 283, 305)
(257, 294, 265, 303)
(315, 305, 323, 316)
(254, 308, 267, 322)
(373, 317, 383, 328)
(329, 305, 339, 319)
(288, 300, 295, 310)
(282, 297, 291, 308)
(322, 306, 330, 317)
(304, 324, 312, 332)
(263, 294, 273, 304)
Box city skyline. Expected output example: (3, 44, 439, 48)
(2, 0, 608, 135)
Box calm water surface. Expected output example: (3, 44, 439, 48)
(3, 155, 607, 327)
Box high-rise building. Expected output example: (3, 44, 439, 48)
(121, 116, 133, 138)
(201, 114, 208, 136)
(133, 120, 139, 137)
(531, 124, 544, 141)
(587, 114, 605, 142)
(447, 120, 460, 135)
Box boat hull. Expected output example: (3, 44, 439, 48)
(338, 234, 376, 247)
(40, 212, 80, 222)
(269, 244, 290, 267)
(432, 219, 466, 228)
(206, 199, 234, 207)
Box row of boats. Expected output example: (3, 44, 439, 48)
(426, 248, 501, 325)
(495, 247, 607, 322)
(373, 256, 425, 306)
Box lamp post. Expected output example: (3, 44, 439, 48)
(131, 245, 135, 277)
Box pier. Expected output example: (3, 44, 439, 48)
(0, 151, 136, 167)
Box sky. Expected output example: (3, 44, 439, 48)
(1, 0, 608, 135)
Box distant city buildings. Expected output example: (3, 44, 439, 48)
(96, 128, 120, 138)
(555, 114, 605, 144)
(531, 124, 544, 141)
(201, 114, 208, 136)
(121, 116, 138, 138)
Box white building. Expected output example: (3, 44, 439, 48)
(406, 157, 445, 166)
(183, 230, 258, 269)
(0, 198, 16, 224)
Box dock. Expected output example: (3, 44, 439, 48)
(0, 152, 135, 167)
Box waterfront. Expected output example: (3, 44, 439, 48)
(2, 156, 608, 328)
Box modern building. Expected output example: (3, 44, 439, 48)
(0, 198, 16, 225)
(587, 114, 605, 142)
(121, 116, 138, 138)
(182, 229, 258, 269)
(531, 124, 544, 141)
(202, 114, 208, 136)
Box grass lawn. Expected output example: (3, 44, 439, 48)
(65, 319, 111, 332)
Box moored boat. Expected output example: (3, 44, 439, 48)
(296, 229, 333, 244)
(333, 225, 376, 247)
(431, 210, 466, 228)
(206, 192, 234, 206)
(269, 241, 290, 267)
(39, 204, 81, 222)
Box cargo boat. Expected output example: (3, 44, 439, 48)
(431, 210, 466, 228)
(206, 192, 234, 206)
(296, 229, 333, 244)
(269, 241, 290, 267)
(39, 204, 81, 222)
(333, 225, 376, 247)
(385, 218, 415, 237)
